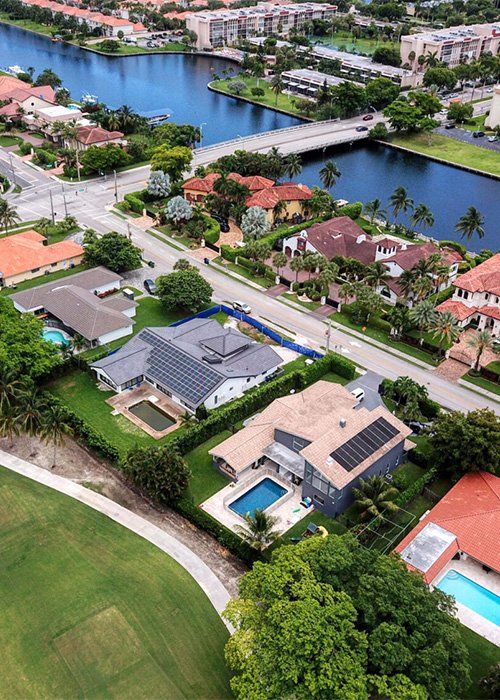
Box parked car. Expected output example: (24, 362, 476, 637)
(144, 279, 157, 295)
(362, 114, 374, 121)
(232, 301, 251, 314)
(472, 131, 485, 138)
(211, 214, 230, 232)
(350, 387, 365, 402)
(487, 135, 498, 142)
(355, 126, 369, 132)
(406, 420, 433, 435)
(444, 123, 456, 129)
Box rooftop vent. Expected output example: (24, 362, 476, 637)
(340, 418, 347, 428)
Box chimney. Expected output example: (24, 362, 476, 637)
(339, 418, 347, 428)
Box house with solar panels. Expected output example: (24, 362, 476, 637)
(90, 318, 282, 413)
(209, 381, 413, 517)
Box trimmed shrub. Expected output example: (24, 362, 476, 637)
(19, 141, 32, 156)
(439, 240, 467, 257)
(124, 193, 145, 214)
(395, 467, 437, 506)
(203, 216, 220, 244)
(338, 202, 363, 219)
(380, 378, 441, 420)
(220, 244, 238, 262)
(409, 448, 431, 469)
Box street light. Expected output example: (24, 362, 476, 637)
(199, 122, 207, 148)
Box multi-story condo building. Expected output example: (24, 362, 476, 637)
(186, 2, 337, 50)
(281, 68, 363, 96)
(400, 23, 500, 71)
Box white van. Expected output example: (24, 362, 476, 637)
(350, 387, 365, 402)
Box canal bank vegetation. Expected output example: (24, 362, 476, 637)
(88, 38, 191, 56)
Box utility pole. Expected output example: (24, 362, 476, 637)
(49, 189, 55, 224)
(113, 169, 118, 201)
(61, 184, 68, 217)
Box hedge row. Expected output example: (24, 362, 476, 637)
(170, 353, 356, 455)
(124, 193, 144, 215)
(395, 467, 437, 507)
(203, 216, 220, 244)
(176, 498, 259, 564)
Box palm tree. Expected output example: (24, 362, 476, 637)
(409, 299, 437, 344)
(117, 104, 136, 132)
(411, 203, 434, 231)
(0, 201, 20, 234)
(364, 198, 385, 226)
(398, 269, 416, 301)
(39, 404, 73, 468)
(364, 261, 390, 289)
(236, 508, 279, 551)
(434, 263, 451, 291)
(270, 73, 284, 106)
(386, 305, 410, 339)
(0, 370, 23, 413)
(455, 207, 485, 242)
(272, 251, 288, 277)
(467, 329, 495, 372)
(17, 388, 46, 436)
(290, 255, 305, 285)
(338, 281, 357, 308)
(0, 406, 20, 448)
(273, 199, 286, 223)
(284, 153, 302, 179)
(53, 119, 81, 180)
(412, 275, 433, 302)
(431, 310, 460, 355)
(317, 264, 337, 294)
(352, 475, 399, 520)
(319, 160, 341, 190)
(389, 186, 414, 222)
(107, 111, 122, 131)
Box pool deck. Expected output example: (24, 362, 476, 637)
(431, 558, 500, 647)
(200, 469, 309, 537)
(105, 384, 183, 439)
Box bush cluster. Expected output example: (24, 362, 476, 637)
(395, 467, 437, 507)
(123, 193, 144, 215)
(337, 201, 363, 219)
(380, 378, 440, 419)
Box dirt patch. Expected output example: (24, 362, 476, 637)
(0, 435, 246, 596)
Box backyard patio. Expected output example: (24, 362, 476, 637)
(106, 385, 184, 439)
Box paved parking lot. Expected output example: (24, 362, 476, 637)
(435, 126, 500, 153)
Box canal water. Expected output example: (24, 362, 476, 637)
(1, 22, 498, 249)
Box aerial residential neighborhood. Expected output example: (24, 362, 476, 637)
(0, 0, 498, 694)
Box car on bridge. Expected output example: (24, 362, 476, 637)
(362, 114, 374, 121)
(356, 126, 369, 132)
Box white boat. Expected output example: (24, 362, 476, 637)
(6, 65, 25, 75)
(81, 93, 99, 105)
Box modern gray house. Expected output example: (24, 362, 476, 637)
(91, 318, 282, 412)
(209, 381, 413, 517)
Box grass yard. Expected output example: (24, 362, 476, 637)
(214, 257, 274, 288)
(276, 510, 347, 548)
(461, 626, 500, 699)
(312, 32, 397, 55)
(388, 133, 500, 177)
(91, 41, 189, 55)
(184, 431, 232, 504)
(462, 372, 500, 397)
(282, 291, 321, 310)
(0, 134, 22, 146)
(0, 466, 231, 699)
(0, 12, 55, 34)
(210, 77, 310, 119)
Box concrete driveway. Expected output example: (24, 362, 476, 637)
(346, 370, 384, 411)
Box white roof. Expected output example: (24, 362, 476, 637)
(399, 522, 457, 573)
(37, 106, 82, 117)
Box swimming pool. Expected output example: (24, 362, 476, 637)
(437, 570, 500, 626)
(128, 400, 175, 432)
(42, 328, 69, 346)
(229, 478, 287, 518)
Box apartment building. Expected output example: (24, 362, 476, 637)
(18, 0, 138, 35)
(400, 23, 500, 71)
(281, 68, 362, 96)
(186, 2, 337, 50)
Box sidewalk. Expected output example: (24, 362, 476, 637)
(0, 450, 233, 631)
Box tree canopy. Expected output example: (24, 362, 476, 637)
(83, 230, 142, 272)
(150, 145, 192, 182)
(156, 269, 213, 312)
(225, 534, 470, 700)
(124, 445, 191, 504)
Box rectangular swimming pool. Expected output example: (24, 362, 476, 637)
(128, 401, 175, 432)
(229, 478, 287, 518)
(437, 570, 500, 626)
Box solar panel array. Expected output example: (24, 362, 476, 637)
(141, 329, 223, 405)
(331, 417, 400, 472)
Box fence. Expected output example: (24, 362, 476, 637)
(171, 304, 324, 359)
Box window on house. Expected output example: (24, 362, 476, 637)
(292, 438, 304, 451)
(214, 395, 218, 404)
(313, 494, 324, 506)
(31, 268, 40, 273)
(51, 262, 57, 267)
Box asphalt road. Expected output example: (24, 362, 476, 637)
(1, 150, 498, 416)
(434, 126, 500, 153)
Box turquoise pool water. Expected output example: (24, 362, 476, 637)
(437, 570, 500, 626)
(229, 478, 287, 518)
(42, 329, 69, 346)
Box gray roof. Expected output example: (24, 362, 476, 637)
(92, 318, 282, 408)
(263, 441, 305, 478)
(399, 522, 457, 573)
(11, 266, 123, 311)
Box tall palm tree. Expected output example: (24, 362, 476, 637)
(338, 281, 357, 308)
(0, 406, 20, 448)
(272, 251, 288, 277)
(455, 206, 485, 242)
(398, 269, 416, 301)
(352, 475, 399, 520)
(0, 370, 23, 412)
(466, 329, 495, 372)
(117, 104, 136, 132)
(319, 160, 341, 190)
(389, 186, 414, 222)
(290, 254, 305, 284)
(431, 310, 460, 355)
(39, 404, 73, 468)
(270, 73, 284, 106)
(0, 201, 20, 234)
(107, 111, 122, 131)
(411, 203, 434, 231)
(53, 119, 81, 180)
(364, 198, 385, 225)
(409, 299, 437, 345)
(364, 261, 390, 289)
(412, 275, 433, 302)
(236, 508, 279, 551)
(386, 305, 410, 339)
(17, 388, 46, 436)
(317, 264, 337, 293)
(434, 263, 451, 291)
(284, 153, 302, 179)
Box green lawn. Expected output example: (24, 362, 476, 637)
(214, 257, 273, 289)
(461, 626, 500, 699)
(90, 41, 189, 55)
(0, 263, 91, 296)
(312, 32, 397, 56)
(388, 133, 500, 177)
(0, 134, 22, 146)
(0, 466, 231, 698)
(462, 372, 500, 397)
(184, 431, 232, 504)
(210, 77, 310, 119)
(275, 510, 347, 548)
(0, 12, 55, 34)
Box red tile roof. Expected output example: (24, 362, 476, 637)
(435, 299, 477, 321)
(290, 216, 377, 265)
(480, 305, 500, 321)
(182, 172, 275, 194)
(0, 102, 21, 116)
(0, 230, 83, 281)
(75, 125, 124, 145)
(454, 253, 500, 295)
(384, 242, 460, 271)
(182, 172, 221, 193)
(246, 183, 312, 209)
(395, 472, 500, 583)
(229, 173, 275, 191)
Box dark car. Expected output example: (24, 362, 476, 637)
(472, 131, 485, 138)
(444, 123, 456, 129)
(406, 420, 433, 435)
(355, 126, 369, 132)
(144, 278, 157, 295)
(362, 114, 374, 121)
(211, 214, 230, 232)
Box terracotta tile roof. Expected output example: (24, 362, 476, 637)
(75, 125, 124, 145)
(228, 173, 275, 191)
(384, 242, 458, 271)
(480, 305, 500, 321)
(246, 183, 312, 209)
(454, 253, 500, 295)
(182, 172, 221, 193)
(0, 83, 56, 104)
(0, 76, 28, 93)
(0, 102, 21, 116)
(210, 380, 411, 488)
(291, 216, 377, 265)
(0, 230, 83, 281)
(436, 299, 477, 321)
(396, 472, 500, 582)
(376, 237, 400, 249)
(182, 172, 275, 194)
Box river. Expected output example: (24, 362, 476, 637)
(0, 22, 498, 249)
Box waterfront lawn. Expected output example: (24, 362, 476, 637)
(210, 76, 310, 119)
(312, 32, 397, 56)
(91, 40, 189, 55)
(0, 11, 55, 34)
(0, 466, 231, 699)
(0, 263, 91, 296)
(388, 133, 500, 177)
